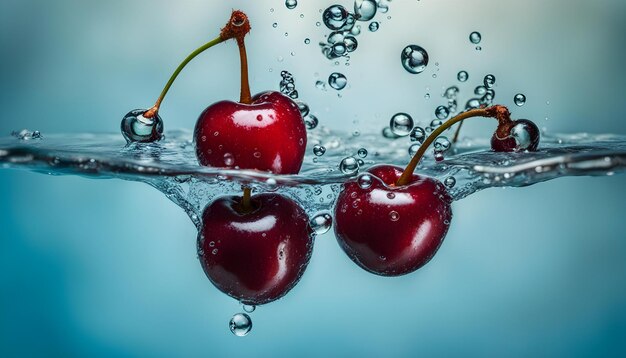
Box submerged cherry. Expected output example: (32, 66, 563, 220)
(198, 193, 314, 305)
(194, 11, 307, 174)
(334, 165, 452, 276)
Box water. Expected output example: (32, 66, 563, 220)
(1, 129, 625, 227)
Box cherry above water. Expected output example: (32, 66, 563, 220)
(194, 91, 307, 174)
(198, 193, 314, 305)
(334, 165, 452, 276)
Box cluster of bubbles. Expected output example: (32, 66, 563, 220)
(11, 129, 42, 140)
(381, 112, 452, 161)
(318, 1, 390, 61)
(279, 71, 319, 130)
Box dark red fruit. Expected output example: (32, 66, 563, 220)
(198, 193, 314, 305)
(334, 165, 452, 276)
(194, 91, 307, 174)
(491, 119, 540, 152)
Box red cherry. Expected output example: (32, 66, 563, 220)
(491, 119, 540, 152)
(194, 91, 307, 174)
(334, 165, 452, 276)
(198, 193, 314, 305)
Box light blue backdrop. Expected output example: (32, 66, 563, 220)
(1, 0, 625, 356)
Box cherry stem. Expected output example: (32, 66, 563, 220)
(396, 105, 510, 186)
(241, 187, 253, 213)
(143, 36, 225, 119)
(236, 38, 252, 104)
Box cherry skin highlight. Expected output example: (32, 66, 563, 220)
(334, 165, 452, 276)
(198, 193, 314, 305)
(491, 119, 540, 152)
(194, 91, 307, 174)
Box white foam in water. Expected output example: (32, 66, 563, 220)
(0, 129, 625, 226)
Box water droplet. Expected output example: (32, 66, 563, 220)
(313, 144, 326, 156)
(435, 105, 450, 120)
(484, 74, 496, 89)
(444, 176, 456, 188)
(357, 148, 368, 158)
(444, 86, 459, 99)
(474, 85, 487, 96)
(340, 156, 360, 175)
(408, 143, 420, 156)
(323, 5, 349, 30)
(229, 313, 252, 337)
(410, 127, 426, 143)
(305, 114, 319, 130)
(430, 119, 444, 128)
(223, 153, 234, 166)
(389, 211, 399, 221)
(285, 0, 297, 9)
(310, 213, 333, 234)
(368, 21, 379, 32)
(434, 136, 451, 152)
(401, 45, 429, 74)
(378, 0, 390, 13)
(273, 22, 278, 28)
(390, 113, 414, 136)
(457, 70, 469, 82)
(304, 38, 310, 44)
(354, 0, 377, 21)
(514, 93, 527, 106)
(466, 98, 481, 109)
(315, 80, 327, 90)
(243, 304, 256, 313)
(344, 36, 358, 52)
(121, 109, 164, 143)
(357, 174, 373, 189)
(469, 31, 482, 44)
(328, 72, 348, 90)
(296, 101, 310, 117)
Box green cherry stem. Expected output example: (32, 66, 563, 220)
(395, 105, 511, 186)
(143, 36, 225, 119)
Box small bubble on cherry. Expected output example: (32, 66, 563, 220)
(469, 31, 482, 44)
(401, 45, 429, 74)
(390, 113, 414, 136)
(229, 313, 252, 337)
(121, 109, 163, 143)
(484, 74, 496, 89)
(305, 114, 319, 130)
(357, 174, 373, 189)
(340, 156, 360, 175)
(444, 176, 456, 188)
(328, 72, 348, 90)
(242, 304, 256, 313)
(389, 211, 400, 221)
(435, 106, 450, 120)
(457, 70, 469, 82)
(313, 144, 326, 156)
(369, 21, 379, 32)
(310, 213, 333, 234)
(285, 0, 297, 9)
(514, 93, 527, 106)
(410, 127, 426, 143)
(354, 0, 377, 21)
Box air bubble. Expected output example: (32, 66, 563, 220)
(296, 101, 310, 117)
(408, 143, 420, 156)
(389, 211, 399, 221)
(354, 0, 377, 21)
(444, 176, 456, 188)
(305, 114, 319, 130)
(410, 127, 426, 143)
(457, 71, 469, 82)
(121, 109, 164, 143)
(357, 148, 368, 158)
(514, 93, 527, 106)
(357, 174, 373, 189)
(313, 144, 326, 156)
(304, 38, 310, 44)
(229, 313, 252, 337)
(390, 113, 414, 136)
(434, 136, 451, 152)
(368, 21, 379, 32)
(285, 0, 297, 10)
(484, 74, 496, 89)
(435, 106, 450, 120)
(243, 304, 256, 313)
(469, 31, 482, 44)
(322, 5, 349, 30)
(328, 72, 348, 90)
(401, 45, 429, 74)
(340, 156, 360, 175)
(310, 213, 333, 234)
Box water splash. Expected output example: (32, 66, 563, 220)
(0, 130, 624, 226)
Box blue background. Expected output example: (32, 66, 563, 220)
(1, 0, 626, 356)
